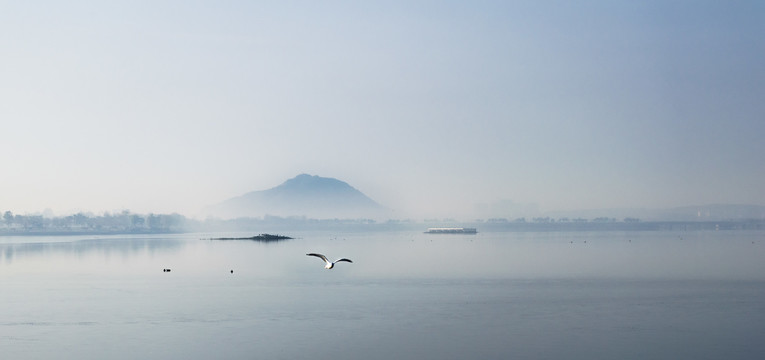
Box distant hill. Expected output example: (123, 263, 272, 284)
(206, 174, 387, 219)
(544, 204, 765, 222)
(656, 204, 765, 221)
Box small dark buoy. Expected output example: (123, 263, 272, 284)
(230, 270, 234, 274)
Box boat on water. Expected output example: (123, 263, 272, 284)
(425, 227, 477, 234)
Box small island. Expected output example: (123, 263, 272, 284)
(205, 233, 293, 242)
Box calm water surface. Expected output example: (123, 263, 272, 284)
(2, 230, 765, 359)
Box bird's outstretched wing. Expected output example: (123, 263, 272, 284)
(306, 253, 329, 263)
(335, 258, 353, 263)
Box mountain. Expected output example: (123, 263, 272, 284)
(655, 204, 765, 221)
(206, 174, 387, 219)
(544, 204, 765, 222)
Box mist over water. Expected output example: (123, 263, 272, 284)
(3, 2, 763, 357)
(2, 230, 765, 359)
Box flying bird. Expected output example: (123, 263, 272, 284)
(306, 253, 353, 269)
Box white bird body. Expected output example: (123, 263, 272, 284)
(306, 253, 353, 269)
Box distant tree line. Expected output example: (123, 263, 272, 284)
(484, 216, 640, 224)
(2, 210, 762, 235)
(1, 210, 188, 233)
(0, 211, 648, 234)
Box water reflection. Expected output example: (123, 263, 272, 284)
(2, 230, 765, 360)
(0, 235, 185, 265)
(1, 230, 764, 280)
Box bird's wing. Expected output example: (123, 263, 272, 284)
(335, 258, 353, 263)
(306, 253, 329, 263)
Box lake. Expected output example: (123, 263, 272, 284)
(2, 230, 765, 359)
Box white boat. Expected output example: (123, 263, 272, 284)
(425, 227, 477, 234)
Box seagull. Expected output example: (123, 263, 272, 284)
(306, 253, 353, 269)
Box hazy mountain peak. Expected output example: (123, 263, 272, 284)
(275, 174, 353, 193)
(206, 174, 386, 219)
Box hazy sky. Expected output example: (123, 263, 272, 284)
(1, 1, 763, 218)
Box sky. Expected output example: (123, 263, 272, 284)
(1, 0, 764, 219)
